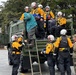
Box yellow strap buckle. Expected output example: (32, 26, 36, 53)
(12, 51, 20, 54)
(59, 48, 65, 51)
(16, 52, 20, 54)
(44, 23, 46, 28)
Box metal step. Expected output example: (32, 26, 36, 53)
(33, 72, 41, 75)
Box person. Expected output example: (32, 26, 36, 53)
(7, 35, 19, 65)
(41, 35, 56, 75)
(20, 6, 37, 46)
(30, 2, 46, 39)
(11, 35, 24, 75)
(72, 34, 76, 74)
(44, 6, 55, 36)
(56, 11, 67, 36)
(54, 29, 73, 75)
(50, 11, 67, 37)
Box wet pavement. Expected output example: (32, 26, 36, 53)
(0, 50, 75, 75)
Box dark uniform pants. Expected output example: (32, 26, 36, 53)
(50, 25, 65, 37)
(12, 54, 20, 75)
(58, 51, 71, 75)
(47, 54, 55, 75)
(50, 25, 57, 37)
(45, 19, 56, 36)
(35, 19, 45, 39)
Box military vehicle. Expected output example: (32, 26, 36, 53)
(8, 18, 74, 72)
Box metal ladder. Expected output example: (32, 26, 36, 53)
(28, 40, 42, 75)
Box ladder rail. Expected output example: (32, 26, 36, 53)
(28, 50, 34, 75)
(35, 40, 42, 75)
(27, 39, 42, 75)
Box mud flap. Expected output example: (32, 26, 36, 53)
(21, 56, 31, 70)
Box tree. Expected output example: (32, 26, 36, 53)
(1, 0, 76, 33)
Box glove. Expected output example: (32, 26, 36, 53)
(41, 51, 46, 54)
(44, 20, 46, 28)
(22, 43, 25, 46)
(41, 48, 46, 54)
(44, 23, 46, 28)
(24, 40, 27, 43)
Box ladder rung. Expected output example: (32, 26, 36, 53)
(24, 50, 37, 52)
(32, 63, 40, 65)
(31, 55, 37, 57)
(33, 72, 40, 75)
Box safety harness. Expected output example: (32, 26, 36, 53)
(58, 36, 69, 52)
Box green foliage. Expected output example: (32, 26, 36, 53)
(0, 0, 76, 33)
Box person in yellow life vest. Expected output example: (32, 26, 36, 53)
(7, 35, 19, 65)
(45, 6, 55, 20)
(57, 11, 66, 26)
(44, 5, 56, 36)
(12, 35, 24, 75)
(50, 11, 67, 37)
(41, 35, 56, 75)
(30, 2, 45, 39)
(56, 11, 67, 36)
(30, 2, 46, 20)
(54, 29, 73, 75)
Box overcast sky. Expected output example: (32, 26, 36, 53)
(0, 0, 7, 5)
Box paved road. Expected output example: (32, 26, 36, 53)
(0, 50, 75, 75)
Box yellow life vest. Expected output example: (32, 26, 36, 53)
(54, 36, 73, 51)
(57, 17, 66, 26)
(45, 43, 55, 54)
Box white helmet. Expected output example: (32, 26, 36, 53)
(60, 29, 67, 35)
(38, 4, 43, 8)
(24, 6, 29, 9)
(45, 6, 50, 9)
(11, 35, 18, 41)
(57, 11, 62, 16)
(31, 2, 36, 7)
(47, 35, 55, 41)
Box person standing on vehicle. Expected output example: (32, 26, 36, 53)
(72, 34, 76, 74)
(54, 29, 73, 75)
(41, 35, 56, 75)
(11, 36, 23, 75)
(44, 6, 55, 36)
(30, 2, 46, 39)
(56, 11, 66, 36)
(50, 11, 66, 37)
(20, 6, 37, 46)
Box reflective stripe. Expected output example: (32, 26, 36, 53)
(59, 48, 69, 52)
(16, 52, 21, 54)
(12, 51, 21, 54)
(12, 51, 15, 54)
